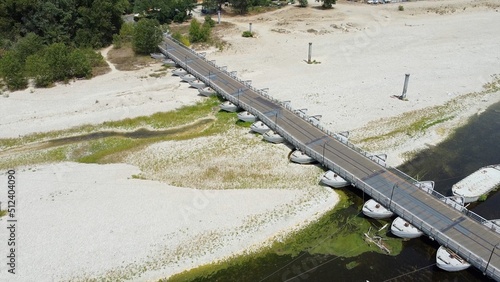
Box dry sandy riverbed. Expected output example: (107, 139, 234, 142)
(0, 0, 499, 280)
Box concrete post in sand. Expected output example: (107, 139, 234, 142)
(249, 23, 252, 33)
(308, 42, 312, 64)
(217, 10, 221, 24)
(400, 73, 410, 100)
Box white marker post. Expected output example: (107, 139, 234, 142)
(400, 73, 410, 100)
(308, 42, 312, 64)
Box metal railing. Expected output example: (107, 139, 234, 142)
(158, 39, 500, 280)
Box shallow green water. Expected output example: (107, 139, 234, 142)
(170, 101, 500, 282)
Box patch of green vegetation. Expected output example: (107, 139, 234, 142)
(170, 21, 230, 51)
(346, 260, 359, 270)
(0, 147, 67, 170)
(0, 116, 220, 169)
(478, 184, 500, 202)
(149, 71, 167, 78)
(167, 192, 403, 281)
(273, 191, 401, 258)
(129, 109, 235, 146)
(242, 31, 254, 38)
(358, 131, 398, 144)
(0, 124, 97, 150)
(483, 74, 500, 92)
(356, 74, 500, 149)
(248, 5, 279, 14)
(358, 112, 457, 145)
(0, 96, 245, 167)
(235, 120, 252, 128)
(359, 114, 455, 144)
(107, 43, 155, 71)
(306, 59, 321, 64)
(172, 31, 191, 46)
(131, 174, 146, 180)
(0, 97, 221, 150)
(101, 97, 220, 130)
(164, 250, 270, 282)
(77, 137, 141, 163)
(189, 18, 212, 44)
(409, 115, 455, 134)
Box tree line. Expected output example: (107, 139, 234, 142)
(0, 0, 129, 49)
(0, 0, 336, 91)
(0, 0, 130, 90)
(0, 0, 194, 91)
(0, 33, 107, 89)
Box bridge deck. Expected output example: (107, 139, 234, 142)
(159, 37, 500, 280)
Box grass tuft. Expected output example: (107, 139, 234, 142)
(107, 43, 156, 71)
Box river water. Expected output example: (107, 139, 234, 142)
(191, 101, 500, 282)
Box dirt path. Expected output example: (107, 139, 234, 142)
(100, 45, 118, 73)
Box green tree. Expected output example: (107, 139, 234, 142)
(0, 0, 126, 89)
(189, 19, 211, 43)
(204, 16, 216, 28)
(112, 34, 123, 48)
(230, 0, 251, 14)
(176, 0, 196, 21)
(44, 43, 70, 81)
(132, 18, 162, 54)
(25, 53, 52, 87)
(299, 0, 308, 7)
(316, 0, 335, 9)
(75, 0, 124, 48)
(201, 21, 211, 41)
(172, 31, 190, 46)
(113, 20, 135, 48)
(202, 0, 225, 13)
(189, 19, 201, 42)
(14, 33, 44, 62)
(124, 0, 134, 13)
(25, 47, 101, 86)
(80, 48, 107, 68)
(0, 51, 27, 90)
(252, 0, 270, 6)
(0, 37, 14, 53)
(119, 22, 135, 43)
(134, 0, 195, 24)
(115, 0, 132, 13)
(0, 0, 38, 41)
(1, 0, 125, 48)
(68, 49, 92, 78)
(25, 0, 78, 45)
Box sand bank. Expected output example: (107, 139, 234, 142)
(0, 162, 337, 281)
